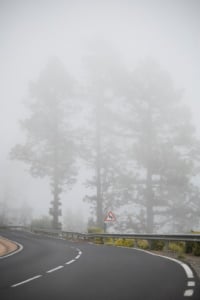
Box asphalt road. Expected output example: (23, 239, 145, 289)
(0, 230, 200, 300)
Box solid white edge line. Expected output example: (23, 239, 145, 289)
(131, 247, 196, 297)
(180, 263, 194, 279)
(133, 248, 194, 279)
(11, 275, 42, 287)
(46, 266, 63, 273)
(66, 259, 75, 265)
(0, 237, 23, 259)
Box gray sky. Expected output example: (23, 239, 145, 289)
(0, 0, 200, 220)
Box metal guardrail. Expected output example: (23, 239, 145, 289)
(86, 233, 200, 242)
(1, 225, 200, 243)
(2, 225, 200, 243)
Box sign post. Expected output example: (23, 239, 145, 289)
(104, 211, 116, 233)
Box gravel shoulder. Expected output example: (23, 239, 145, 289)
(0, 236, 18, 257)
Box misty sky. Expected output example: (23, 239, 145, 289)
(0, 0, 200, 220)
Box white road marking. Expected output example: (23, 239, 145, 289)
(75, 248, 82, 256)
(65, 259, 75, 265)
(132, 248, 196, 297)
(187, 281, 195, 287)
(184, 289, 194, 297)
(134, 248, 194, 279)
(11, 275, 42, 287)
(164, 257, 194, 279)
(156, 253, 193, 279)
(10, 246, 83, 288)
(179, 262, 194, 279)
(46, 266, 63, 273)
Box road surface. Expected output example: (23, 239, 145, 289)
(0, 230, 199, 300)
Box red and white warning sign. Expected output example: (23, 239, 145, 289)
(104, 211, 116, 222)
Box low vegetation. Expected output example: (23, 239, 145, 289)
(89, 233, 200, 257)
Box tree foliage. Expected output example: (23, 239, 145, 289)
(82, 44, 126, 228)
(119, 59, 200, 232)
(10, 51, 200, 233)
(11, 57, 78, 229)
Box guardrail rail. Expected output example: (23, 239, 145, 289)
(1, 225, 200, 244)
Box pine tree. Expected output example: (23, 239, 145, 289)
(82, 41, 126, 229)
(11, 58, 78, 230)
(123, 59, 199, 233)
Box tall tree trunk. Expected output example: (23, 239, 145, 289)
(145, 105, 154, 233)
(96, 154, 103, 228)
(146, 166, 154, 233)
(49, 122, 62, 230)
(50, 179, 62, 230)
(95, 100, 103, 228)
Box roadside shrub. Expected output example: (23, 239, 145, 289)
(114, 238, 134, 247)
(104, 238, 115, 245)
(124, 239, 134, 247)
(114, 238, 124, 246)
(151, 240, 165, 251)
(137, 240, 149, 250)
(193, 242, 200, 256)
(169, 242, 185, 258)
(185, 241, 194, 254)
(87, 227, 104, 244)
(94, 237, 104, 244)
(169, 242, 184, 252)
(87, 227, 104, 233)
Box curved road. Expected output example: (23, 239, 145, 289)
(0, 230, 199, 300)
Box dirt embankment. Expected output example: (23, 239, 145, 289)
(0, 237, 18, 257)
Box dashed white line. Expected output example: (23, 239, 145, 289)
(11, 247, 83, 288)
(187, 281, 195, 287)
(76, 248, 82, 256)
(11, 275, 42, 287)
(65, 259, 75, 265)
(184, 289, 194, 297)
(46, 266, 64, 273)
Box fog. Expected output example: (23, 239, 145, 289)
(0, 0, 200, 233)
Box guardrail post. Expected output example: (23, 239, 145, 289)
(148, 240, 152, 249)
(164, 240, 169, 251)
(134, 239, 138, 248)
